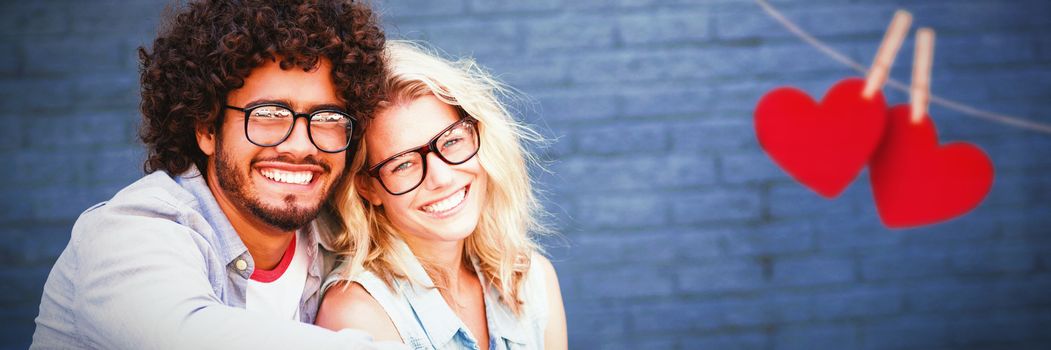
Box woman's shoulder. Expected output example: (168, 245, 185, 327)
(522, 252, 558, 314)
(526, 252, 567, 349)
(527, 252, 558, 290)
(319, 262, 397, 321)
(322, 260, 392, 292)
(318, 280, 382, 321)
(530, 252, 556, 276)
(316, 275, 403, 342)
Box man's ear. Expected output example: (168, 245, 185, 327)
(355, 175, 382, 207)
(196, 122, 217, 157)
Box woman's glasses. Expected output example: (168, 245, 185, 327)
(367, 116, 480, 195)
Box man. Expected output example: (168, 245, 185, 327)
(32, 1, 399, 348)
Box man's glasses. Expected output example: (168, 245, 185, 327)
(367, 116, 480, 195)
(225, 103, 356, 153)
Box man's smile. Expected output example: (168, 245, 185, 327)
(252, 159, 327, 189)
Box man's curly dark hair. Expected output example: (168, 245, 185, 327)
(138, 0, 386, 175)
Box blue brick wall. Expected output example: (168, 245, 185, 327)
(3, 0, 1050, 349)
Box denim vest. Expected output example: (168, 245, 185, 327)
(323, 241, 548, 350)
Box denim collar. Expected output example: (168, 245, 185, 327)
(175, 165, 248, 269)
(393, 240, 528, 347)
(174, 165, 321, 278)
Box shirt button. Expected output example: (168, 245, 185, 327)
(235, 259, 248, 271)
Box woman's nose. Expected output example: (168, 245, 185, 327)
(422, 152, 455, 191)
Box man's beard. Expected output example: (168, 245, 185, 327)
(213, 137, 338, 232)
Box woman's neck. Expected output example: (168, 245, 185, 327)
(403, 235, 480, 308)
(403, 236, 468, 278)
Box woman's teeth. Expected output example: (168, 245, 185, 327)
(260, 169, 313, 185)
(422, 187, 467, 213)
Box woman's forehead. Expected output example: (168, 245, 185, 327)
(365, 95, 460, 159)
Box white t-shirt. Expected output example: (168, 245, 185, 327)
(245, 234, 309, 320)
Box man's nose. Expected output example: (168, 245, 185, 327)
(274, 117, 317, 156)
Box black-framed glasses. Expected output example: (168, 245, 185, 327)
(366, 116, 480, 195)
(225, 103, 356, 153)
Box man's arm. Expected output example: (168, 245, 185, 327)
(68, 207, 402, 350)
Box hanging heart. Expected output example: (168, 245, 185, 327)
(869, 105, 995, 228)
(754, 78, 887, 198)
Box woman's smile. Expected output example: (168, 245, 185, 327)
(419, 184, 470, 217)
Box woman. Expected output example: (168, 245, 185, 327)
(316, 41, 567, 350)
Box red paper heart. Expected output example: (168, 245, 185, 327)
(869, 105, 995, 229)
(755, 78, 887, 198)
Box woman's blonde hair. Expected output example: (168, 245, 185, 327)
(321, 40, 549, 315)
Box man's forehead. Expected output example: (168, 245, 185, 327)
(226, 58, 343, 109)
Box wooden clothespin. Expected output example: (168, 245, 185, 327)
(863, 10, 913, 100)
(911, 28, 935, 123)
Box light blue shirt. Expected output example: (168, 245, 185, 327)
(32, 166, 400, 349)
(323, 241, 548, 350)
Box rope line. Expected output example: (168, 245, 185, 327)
(755, 0, 1051, 135)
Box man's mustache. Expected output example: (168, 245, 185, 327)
(252, 155, 332, 173)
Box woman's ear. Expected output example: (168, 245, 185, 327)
(196, 123, 217, 156)
(355, 175, 382, 207)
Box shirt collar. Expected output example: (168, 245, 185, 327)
(176, 165, 326, 279)
(394, 240, 528, 346)
(175, 165, 248, 267)
(303, 221, 323, 279)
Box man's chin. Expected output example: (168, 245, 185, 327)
(247, 201, 322, 232)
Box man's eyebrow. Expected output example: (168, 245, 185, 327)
(243, 98, 293, 108)
(243, 99, 346, 112)
(309, 103, 347, 112)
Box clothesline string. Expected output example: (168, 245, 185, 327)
(754, 0, 1051, 135)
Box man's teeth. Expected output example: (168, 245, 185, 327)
(260, 169, 313, 185)
(422, 188, 467, 213)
